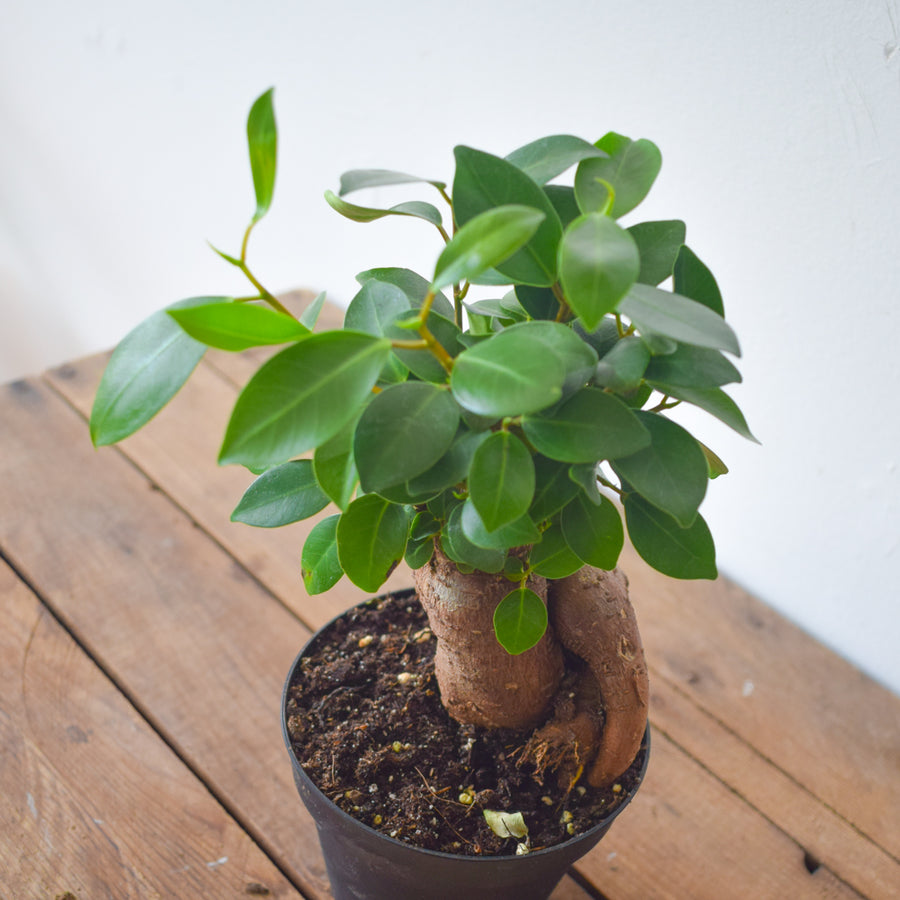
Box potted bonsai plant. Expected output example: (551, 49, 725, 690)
(90, 89, 755, 900)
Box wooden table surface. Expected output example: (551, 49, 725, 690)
(2, 295, 899, 899)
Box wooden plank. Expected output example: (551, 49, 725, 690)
(648, 679, 899, 900)
(0, 558, 299, 899)
(622, 547, 900, 859)
(49, 350, 412, 634)
(0, 376, 590, 900)
(578, 727, 864, 900)
(0, 377, 330, 898)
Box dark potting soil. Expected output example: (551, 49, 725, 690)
(284, 589, 646, 857)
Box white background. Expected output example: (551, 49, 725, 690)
(2, 1, 898, 693)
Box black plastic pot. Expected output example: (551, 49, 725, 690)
(281, 593, 650, 900)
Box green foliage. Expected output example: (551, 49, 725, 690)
(92, 89, 758, 657)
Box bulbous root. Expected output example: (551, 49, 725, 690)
(522, 567, 649, 788)
(413, 547, 564, 730)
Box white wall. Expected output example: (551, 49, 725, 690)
(2, 0, 898, 693)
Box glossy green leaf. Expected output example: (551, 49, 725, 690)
(644, 344, 741, 388)
(514, 285, 558, 320)
(529, 522, 584, 579)
(432, 205, 545, 291)
(355, 268, 455, 320)
(560, 493, 623, 569)
(405, 533, 435, 569)
(515, 320, 598, 398)
(231, 459, 329, 527)
(620, 284, 741, 356)
(451, 325, 566, 417)
(313, 416, 359, 510)
(568, 463, 605, 504)
(302, 515, 343, 594)
(299, 291, 328, 330)
(543, 185, 581, 228)
(397, 428, 488, 499)
(460, 500, 540, 550)
(386, 309, 461, 384)
(441, 505, 505, 573)
(354, 382, 459, 492)
(168, 300, 310, 351)
(574, 134, 662, 218)
(559, 214, 640, 331)
(345, 279, 411, 334)
(325, 190, 443, 227)
(573, 317, 620, 358)
(219, 331, 391, 468)
(493, 587, 548, 655)
(505, 135, 607, 185)
(453, 146, 563, 286)
(628, 220, 686, 286)
(650, 385, 759, 443)
(699, 442, 729, 479)
(336, 494, 409, 592)
(522, 387, 650, 463)
(529, 456, 580, 521)
(90, 297, 210, 446)
(469, 432, 535, 532)
(592, 336, 650, 392)
(338, 168, 446, 195)
(674, 246, 724, 316)
(624, 494, 717, 579)
(612, 413, 708, 526)
(247, 88, 277, 223)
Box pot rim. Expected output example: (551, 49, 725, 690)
(281, 588, 650, 863)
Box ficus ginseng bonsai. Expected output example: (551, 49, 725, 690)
(90, 89, 755, 798)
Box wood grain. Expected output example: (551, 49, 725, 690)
(0, 558, 299, 899)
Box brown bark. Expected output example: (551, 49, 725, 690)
(413, 546, 564, 730)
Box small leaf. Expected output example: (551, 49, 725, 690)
(699, 441, 729, 479)
(354, 382, 460, 493)
(650, 385, 759, 443)
(405, 534, 435, 569)
(624, 494, 717, 579)
(168, 301, 310, 351)
(90, 298, 210, 446)
(219, 331, 391, 469)
(612, 413, 708, 526)
(247, 88, 277, 223)
(338, 168, 447, 196)
(336, 495, 409, 592)
(432, 205, 545, 291)
(231, 460, 329, 527)
(483, 809, 529, 840)
(451, 326, 566, 417)
(529, 456, 580, 522)
(505, 135, 607, 185)
(558, 214, 640, 331)
(628, 220, 686, 286)
(560, 493, 624, 569)
(302, 515, 343, 594)
(529, 522, 584, 579)
(325, 190, 443, 226)
(469, 431, 535, 532)
(674, 246, 724, 316)
(460, 499, 540, 551)
(620, 284, 741, 356)
(313, 417, 359, 510)
(522, 387, 650, 463)
(209, 243, 243, 267)
(592, 336, 651, 392)
(493, 587, 548, 655)
(644, 344, 741, 388)
(514, 285, 558, 320)
(574, 134, 662, 218)
(453, 146, 563, 286)
(299, 291, 328, 330)
(355, 268, 455, 320)
(442, 505, 506, 573)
